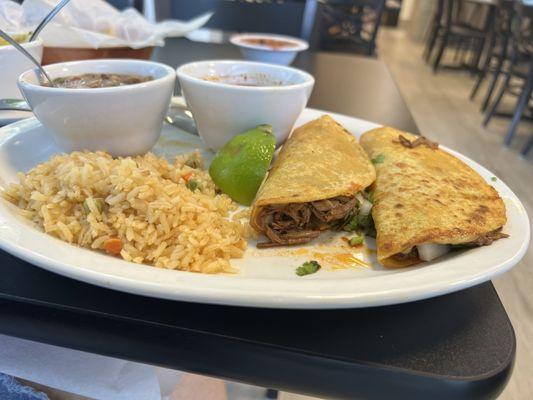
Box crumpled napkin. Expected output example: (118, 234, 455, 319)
(0, 334, 183, 400)
(0, 0, 32, 33)
(0, 0, 212, 49)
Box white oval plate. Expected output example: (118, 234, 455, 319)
(0, 108, 529, 309)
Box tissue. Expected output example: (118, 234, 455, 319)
(0, 0, 211, 49)
(0, 0, 33, 33)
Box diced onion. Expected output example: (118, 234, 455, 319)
(417, 243, 451, 262)
(359, 198, 373, 217)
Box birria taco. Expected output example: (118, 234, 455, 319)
(360, 126, 508, 267)
(250, 115, 376, 248)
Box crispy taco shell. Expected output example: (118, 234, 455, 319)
(360, 126, 507, 267)
(250, 115, 375, 246)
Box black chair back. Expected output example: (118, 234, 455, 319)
(439, 0, 494, 31)
(164, 0, 308, 38)
(317, 0, 387, 56)
(492, 1, 515, 45)
(507, 1, 533, 65)
(440, 0, 455, 28)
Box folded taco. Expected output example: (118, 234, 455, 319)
(360, 126, 507, 267)
(250, 115, 376, 248)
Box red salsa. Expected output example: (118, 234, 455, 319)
(241, 37, 299, 50)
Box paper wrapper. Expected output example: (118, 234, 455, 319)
(0, 0, 32, 34)
(1, 0, 211, 49)
(0, 334, 183, 400)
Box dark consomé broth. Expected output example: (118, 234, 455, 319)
(43, 73, 153, 89)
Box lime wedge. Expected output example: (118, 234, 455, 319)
(209, 124, 276, 205)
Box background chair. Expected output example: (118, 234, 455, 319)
(424, 0, 496, 74)
(482, 1, 532, 149)
(423, 0, 445, 62)
(469, 0, 515, 112)
(315, 0, 387, 56)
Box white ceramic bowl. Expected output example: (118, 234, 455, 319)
(230, 33, 308, 65)
(17, 59, 176, 156)
(0, 38, 43, 99)
(176, 60, 314, 150)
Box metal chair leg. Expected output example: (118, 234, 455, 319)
(433, 32, 449, 73)
(471, 37, 486, 76)
(453, 38, 463, 64)
(470, 47, 492, 100)
(503, 71, 533, 147)
(424, 22, 440, 63)
(483, 72, 511, 127)
(522, 134, 533, 156)
(481, 61, 504, 112)
(471, 70, 486, 100)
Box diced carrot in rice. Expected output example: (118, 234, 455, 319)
(104, 238, 123, 255)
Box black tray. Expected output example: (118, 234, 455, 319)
(0, 251, 514, 400)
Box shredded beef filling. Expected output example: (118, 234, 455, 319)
(257, 195, 358, 248)
(396, 135, 439, 150)
(458, 228, 509, 247)
(311, 196, 357, 223)
(392, 247, 419, 262)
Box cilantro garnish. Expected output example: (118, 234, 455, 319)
(371, 154, 385, 164)
(349, 235, 364, 246)
(296, 260, 321, 276)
